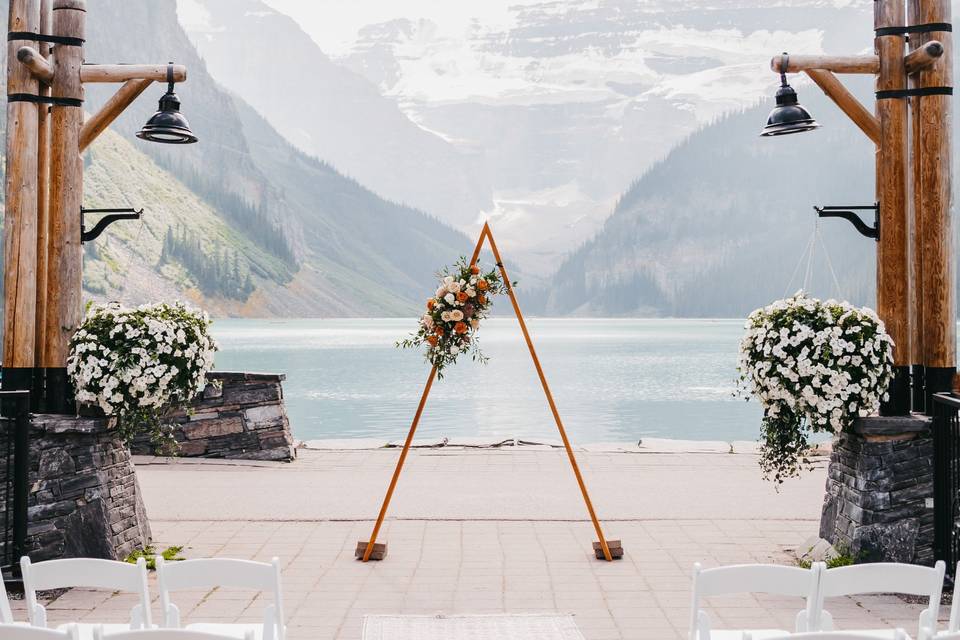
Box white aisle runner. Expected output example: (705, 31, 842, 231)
(362, 614, 587, 640)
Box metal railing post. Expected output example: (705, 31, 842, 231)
(0, 389, 31, 587)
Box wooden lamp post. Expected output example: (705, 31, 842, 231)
(768, 0, 954, 414)
(3, 0, 193, 411)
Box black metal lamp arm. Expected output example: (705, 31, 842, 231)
(814, 204, 880, 241)
(80, 207, 143, 243)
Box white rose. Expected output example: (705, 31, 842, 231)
(444, 293, 455, 304)
(448, 282, 461, 293)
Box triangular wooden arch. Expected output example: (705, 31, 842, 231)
(357, 222, 620, 562)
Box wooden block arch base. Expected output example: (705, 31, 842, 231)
(357, 222, 619, 563)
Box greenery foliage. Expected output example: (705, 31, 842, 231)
(125, 545, 185, 571)
(161, 225, 254, 301)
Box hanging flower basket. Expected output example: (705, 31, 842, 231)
(738, 292, 894, 483)
(398, 257, 511, 377)
(67, 301, 218, 452)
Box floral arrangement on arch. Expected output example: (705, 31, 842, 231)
(738, 292, 894, 483)
(67, 301, 218, 452)
(398, 257, 511, 376)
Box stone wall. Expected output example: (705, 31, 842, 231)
(0, 414, 151, 562)
(131, 372, 295, 462)
(820, 416, 934, 565)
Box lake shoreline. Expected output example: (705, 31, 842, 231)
(297, 436, 833, 455)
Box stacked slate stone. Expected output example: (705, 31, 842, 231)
(0, 414, 151, 562)
(131, 372, 295, 461)
(820, 416, 934, 565)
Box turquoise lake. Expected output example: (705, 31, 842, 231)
(211, 318, 763, 443)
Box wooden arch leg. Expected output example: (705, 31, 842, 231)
(484, 225, 620, 561)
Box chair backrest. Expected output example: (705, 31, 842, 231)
(1, 569, 14, 623)
(814, 561, 945, 637)
(748, 631, 907, 640)
(0, 623, 80, 640)
(949, 561, 960, 632)
(20, 556, 152, 629)
(93, 629, 254, 640)
(689, 563, 821, 640)
(156, 556, 283, 640)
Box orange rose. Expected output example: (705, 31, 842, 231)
(477, 279, 489, 291)
(456, 291, 468, 302)
(435, 327, 444, 336)
(477, 294, 487, 305)
(454, 322, 468, 334)
(426, 335, 438, 346)
(427, 299, 435, 310)
(470, 265, 480, 275)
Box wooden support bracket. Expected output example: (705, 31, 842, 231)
(79, 78, 153, 152)
(805, 69, 881, 145)
(80, 63, 186, 83)
(16, 46, 53, 83)
(772, 54, 879, 74)
(905, 40, 944, 74)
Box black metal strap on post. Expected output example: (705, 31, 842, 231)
(0, 389, 31, 587)
(877, 87, 953, 99)
(7, 93, 83, 107)
(7, 31, 85, 46)
(875, 22, 953, 36)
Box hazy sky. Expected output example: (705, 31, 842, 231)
(259, 1, 523, 54)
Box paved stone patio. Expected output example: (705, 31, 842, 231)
(9, 448, 949, 639)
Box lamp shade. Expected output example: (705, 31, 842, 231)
(760, 81, 819, 137)
(137, 89, 198, 144)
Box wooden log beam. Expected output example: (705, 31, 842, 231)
(42, 0, 84, 369)
(905, 39, 944, 74)
(804, 69, 881, 145)
(908, 0, 925, 407)
(3, 0, 41, 370)
(16, 45, 52, 83)
(78, 78, 152, 152)
(916, 0, 955, 390)
(80, 63, 185, 83)
(876, 0, 912, 414)
(34, 0, 50, 366)
(771, 54, 880, 74)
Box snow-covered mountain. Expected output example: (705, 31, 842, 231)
(178, 0, 872, 277)
(326, 0, 871, 274)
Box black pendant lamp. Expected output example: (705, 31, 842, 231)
(137, 63, 198, 144)
(760, 53, 820, 137)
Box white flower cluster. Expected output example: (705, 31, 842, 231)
(67, 302, 218, 416)
(738, 292, 894, 434)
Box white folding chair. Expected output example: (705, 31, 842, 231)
(20, 556, 152, 635)
(749, 631, 908, 640)
(941, 562, 960, 636)
(689, 562, 821, 640)
(93, 629, 253, 640)
(155, 556, 284, 640)
(0, 623, 80, 639)
(2, 568, 15, 623)
(812, 560, 946, 640)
